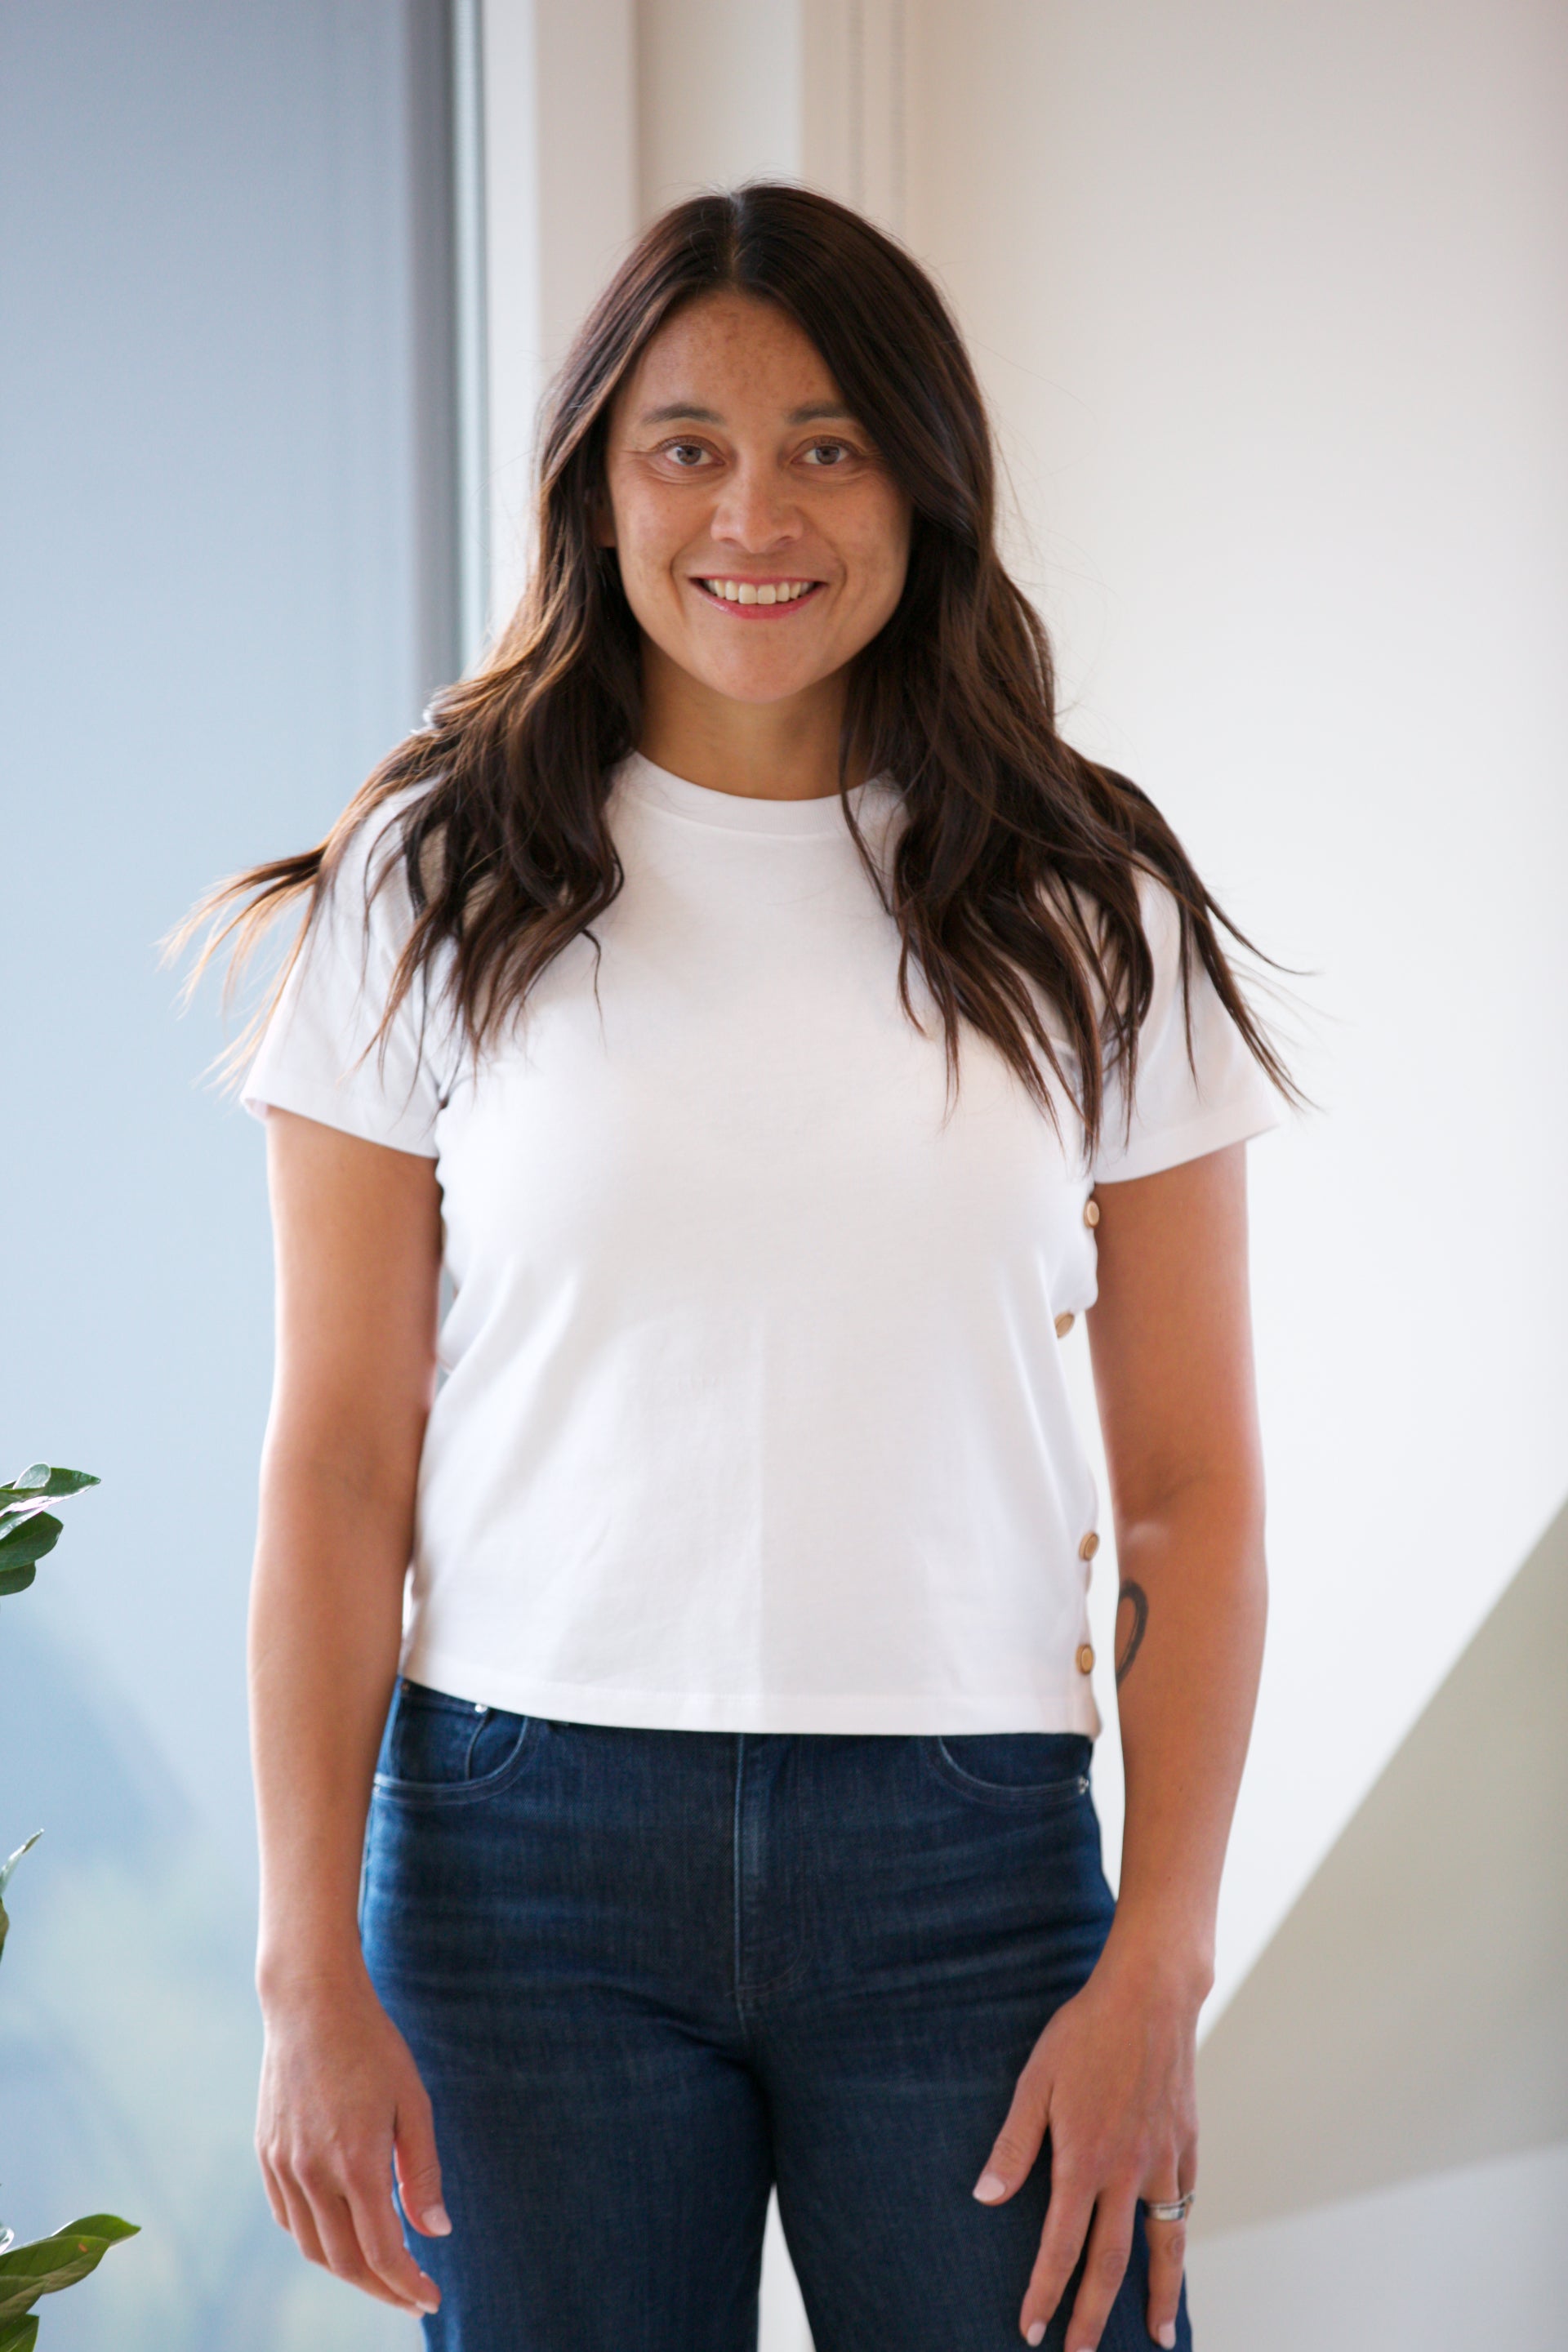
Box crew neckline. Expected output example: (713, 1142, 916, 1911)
(616, 751, 892, 837)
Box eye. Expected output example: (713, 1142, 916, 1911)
(659, 440, 711, 469)
(802, 439, 854, 467)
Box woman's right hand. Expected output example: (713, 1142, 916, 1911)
(256, 1971, 451, 2316)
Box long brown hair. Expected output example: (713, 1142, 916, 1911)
(169, 180, 1293, 1146)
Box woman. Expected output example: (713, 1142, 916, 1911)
(183, 183, 1289, 2351)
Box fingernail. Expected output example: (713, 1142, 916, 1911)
(973, 2170, 1009, 2203)
(1158, 2328, 1177, 2350)
(1025, 2326, 1045, 2347)
(424, 2204, 452, 2236)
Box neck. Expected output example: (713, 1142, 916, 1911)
(636, 641, 866, 802)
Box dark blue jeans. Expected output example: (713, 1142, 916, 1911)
(361, 1682, 1192, 2352)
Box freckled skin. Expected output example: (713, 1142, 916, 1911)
(595, 291, 912, 793)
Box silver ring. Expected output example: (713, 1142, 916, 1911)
(1145, 2191, 1196, 2223)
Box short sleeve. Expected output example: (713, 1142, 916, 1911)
(240, 795, 448, 1157)
(1089, 874, 1281, 1185)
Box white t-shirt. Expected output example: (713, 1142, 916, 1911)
(242, 751, 1279, 1735)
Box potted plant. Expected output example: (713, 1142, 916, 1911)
(0, 1465, 137, 2350)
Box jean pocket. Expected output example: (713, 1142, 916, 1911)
(373, 1677, 537, 1802)
(923, 1731, 1093, 1809)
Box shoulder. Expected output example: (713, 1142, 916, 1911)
(301, 782, 439, 978)
(1122, 863, 1190, 992)
(243, 781, 454, 1153)
(1092, 867, 1281, 1183)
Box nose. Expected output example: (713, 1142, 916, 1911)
(709, 459, 804, 553)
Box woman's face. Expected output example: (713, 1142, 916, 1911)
(597, 291, 912, 711)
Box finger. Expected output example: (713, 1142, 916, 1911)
(343, 2167, 443, 2315)
(1143, 2205, 1187, 2352)
(273, 2167, 332, 2271)
(1017, 2162, 1096, 2347)
(394, 2080, 452, 2238)
(256, 2149, 290, 2233)
(971, 2063, 1051, 2205)
(1058, 2190, 1137, 2352)
(1143, 2157, 1196, 2352)
(296, 2163, 428, 2313)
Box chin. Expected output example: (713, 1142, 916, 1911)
(694, 656, 827, 705)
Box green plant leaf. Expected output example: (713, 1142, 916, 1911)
(0, 2217, 139, 2323)
(0, 1468, 100, 1501)
(0, 1499, 56, 1531)
(0, 2312, 39, 2351)
(0, 1475, 97, 1603)
(0, 1834, 42, 1902)
(0, 1510, 61, 1566)
(0, 1832, 41, 1967)
(0, 1829, 42, 1961)
(38, 2217, 138, 2243)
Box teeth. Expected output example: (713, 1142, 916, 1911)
(700, 579, 816, 604)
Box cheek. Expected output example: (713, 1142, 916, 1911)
(850, 510, 911, 621)
(858, 485, 911, 587)
(614, 511, 666, 586)
(612, 523, 691, 646)
(604, 479, 682, 592)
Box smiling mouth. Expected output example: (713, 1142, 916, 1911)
(692, 577, 826, 615)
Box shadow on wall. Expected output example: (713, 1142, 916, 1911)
(0, 1612, 413, 2352)
(1195, 1490, 1568, 2234)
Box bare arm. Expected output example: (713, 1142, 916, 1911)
(251, 1107, 448, 2317)
(1089, 1141, 1267, 1989)
(974, 1143, 1267, 2352)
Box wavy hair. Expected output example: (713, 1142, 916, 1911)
(169, 180, 1294, 1147)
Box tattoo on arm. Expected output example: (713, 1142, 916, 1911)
(1115, 1580, 1149, 1686)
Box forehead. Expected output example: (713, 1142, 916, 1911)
(611, 291, 848, 433)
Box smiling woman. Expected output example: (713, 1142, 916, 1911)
(170, 183, 1291, 2352)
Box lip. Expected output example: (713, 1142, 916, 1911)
(687, 576, 828, 621)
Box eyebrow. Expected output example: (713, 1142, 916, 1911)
(635, 401, 856, 426)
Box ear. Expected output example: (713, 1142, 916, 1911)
(588, 483, 617, 550)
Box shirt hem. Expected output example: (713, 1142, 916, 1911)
(397, 1645, 1105, 1738)
(1091, 1095, 1281, 1186)
(240, 1075, 439, 1159)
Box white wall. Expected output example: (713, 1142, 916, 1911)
(1188, 2138, 1568, 2352)
(639, 0, 800, 219)
(899, 0, 1568, 2014)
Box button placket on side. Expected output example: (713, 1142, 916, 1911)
(1076, 1530, 1101, 1673)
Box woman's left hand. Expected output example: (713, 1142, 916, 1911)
(971, 1938, 1200, 2350)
